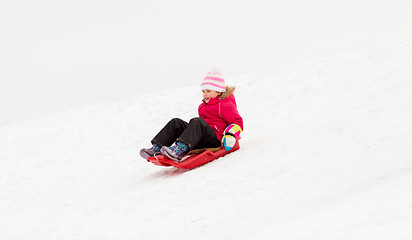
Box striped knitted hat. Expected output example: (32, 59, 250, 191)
(201, 66, 226, 92)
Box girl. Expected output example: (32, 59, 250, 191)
(140, 67, 243, 162)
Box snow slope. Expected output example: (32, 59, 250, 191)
(1, 39, 412, 239)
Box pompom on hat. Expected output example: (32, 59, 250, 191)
(201, 65, 226, 92)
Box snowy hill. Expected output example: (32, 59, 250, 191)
(1, 40, 412, 239)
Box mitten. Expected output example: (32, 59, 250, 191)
(222, 124, 242, 151)
(223, 124, 242, 138)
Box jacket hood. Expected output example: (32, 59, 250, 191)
(221, 86, 235, 99)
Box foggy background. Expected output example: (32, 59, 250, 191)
(1, 0, 411, 125)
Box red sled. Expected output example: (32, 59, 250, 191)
(147, 139, 240, 169)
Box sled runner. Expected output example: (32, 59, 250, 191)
(147, 139, 240, 169)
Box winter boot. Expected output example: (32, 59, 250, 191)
(160, 141, 188, 162)
(140, 144, 161, 160)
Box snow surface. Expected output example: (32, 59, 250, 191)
(1, 40, 412, 239)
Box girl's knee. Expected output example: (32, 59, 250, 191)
(189, 117, 203, 123)
(189, 117, 208, 127)
(170, 118, 183, 123)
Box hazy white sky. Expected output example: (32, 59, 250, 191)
(1, 0, 412, 125)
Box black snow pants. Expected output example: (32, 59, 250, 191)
(151, 118, 221, 151)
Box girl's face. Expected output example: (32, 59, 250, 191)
(202, 89, 221, 103)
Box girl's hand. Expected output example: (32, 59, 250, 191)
(223, 124, 242, 138)
(222, 124, 242, 151)
(222, 135, 236, 151)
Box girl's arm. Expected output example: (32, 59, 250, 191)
(220, 102, 243, 131)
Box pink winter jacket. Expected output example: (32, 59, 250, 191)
(198, 87, 243, 141)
